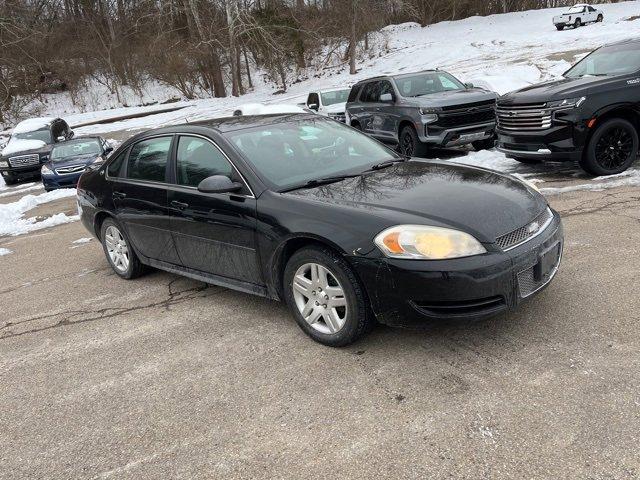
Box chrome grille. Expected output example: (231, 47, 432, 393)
(8, 154, 40, 167)
(497, 103, 552, 131)
(55, 165, 86, 175)
(496, 208, 553, 251)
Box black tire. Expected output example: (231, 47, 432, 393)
(351, 121, 362, 131)
(283, 246, 373, 347)
(574, 18, 581, 28)
(472, 138, 496, 151)
(100, 217, 146, 279)
(399, 125, 429, 158)
(580, 118, 639, 176)
(597, 14, 603, 22)
(556, 25, 564, 31)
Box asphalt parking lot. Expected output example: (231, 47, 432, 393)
(1, 182, 640, 479)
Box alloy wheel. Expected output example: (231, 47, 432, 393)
(292, 262, 347, 334)
(401, 132, 415, 156)
(594, 126, 634, 171)
(104, 225, 130, 273)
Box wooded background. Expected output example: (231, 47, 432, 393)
(0, 0, 619, 123)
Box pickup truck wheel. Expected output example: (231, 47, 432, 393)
(597, 14, 603, 22)
(399, 126, 428, 158)
(581, 118, 639, 176)
(574, 18, 581, 28)
(556, 25, 564, 31)
(351, 121, 362, 131)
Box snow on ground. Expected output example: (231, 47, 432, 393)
(0, 248, 12, 256)
(0, 189, 78, 236)
(70, 237, 92, 249)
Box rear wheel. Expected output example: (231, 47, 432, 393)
(580, 118, 639, 176)
(283, 246, 373, 347)
(399, 125, 429, 158)
(574, 18, 581, 28)
(556, 25, 564, 31)
(100, 218, 146, 279)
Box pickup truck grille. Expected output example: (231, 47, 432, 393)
(497, 103, 552, 131)
(8, 154, 40, 167)
(435, 108, 495, 128)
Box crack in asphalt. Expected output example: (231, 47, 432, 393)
(0, 279, 217, 340)
(557, 191, 640, 218)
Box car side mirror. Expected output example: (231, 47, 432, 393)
(465, 82, 474, 89)
(380, 93, 394, 103)
(104, 146, 114, 155)
(197, 175, 243, 194)
(308, 103, 319, 111)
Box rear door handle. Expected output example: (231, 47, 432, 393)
(113, 191, 126, 200)
(171, 200, 189, 210)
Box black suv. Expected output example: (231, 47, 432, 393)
(0, 117, 73, 185)
(497, 39, 640, 176)
(345, 70, 498, 156)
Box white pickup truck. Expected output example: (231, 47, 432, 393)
(553, 4, 603, 30)
(304, 88, 351, 123)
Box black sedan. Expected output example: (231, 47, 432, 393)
(77, 114, 563, 346)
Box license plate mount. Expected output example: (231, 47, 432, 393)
(534, 242, 561, 282)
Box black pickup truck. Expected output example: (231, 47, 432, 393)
(496, 39, 640, 176)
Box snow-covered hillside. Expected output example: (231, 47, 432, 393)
(51, 0, 640, 133)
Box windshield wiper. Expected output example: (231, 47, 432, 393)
(280, 173, 362, 192)
(366, 158, 408, 171)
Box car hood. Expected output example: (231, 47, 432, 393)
(499, 75, 622, 104)
(408, 88, 497, 108)
(1, 139, 47, 157)
(287, 160, 546, 243)
(49, 153, 100, 168)
(325, 103, 346, 114)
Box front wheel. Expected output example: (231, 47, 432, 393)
(399, 125, 429, 158)
(283, 246, 373, 347)
(556, 25, 564, 31)
(100, 218, 146, 279)
(580, 118, 639, 176)
(574, 18, 581, 28)
(597, 14, 603, 22)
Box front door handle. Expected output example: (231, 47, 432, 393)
(113, 191, 126, 200)
(171, 200, 189, 210)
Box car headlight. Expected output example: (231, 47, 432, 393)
(374, 225, 486, 260)
(419, 107, 440, 122)
(41, 165, 53, 175)
(547, 96, 586, 109)
(0, 160, 7, 168)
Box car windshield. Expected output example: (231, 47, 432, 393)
(394, 72, 466, 97)
(51, 139, 102, 161)
(565, 43, 640, 78)
(320, 89, 350, 106)
(226, 117, 399, 191)
(13, 129, 52, 143)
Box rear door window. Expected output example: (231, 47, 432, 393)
(126, 136, 172, 183)
(347, 84, 363, 103)
(107, 149, 128, 178)
(360, 82, 381, 103)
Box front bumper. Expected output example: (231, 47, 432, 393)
(0, 165, 41, 181)
(351, 210, 563, 327)
(419, 121, 495, 147)
(42, 172, 82, 190)
(496, 121, 586, 162)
